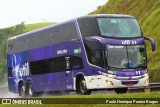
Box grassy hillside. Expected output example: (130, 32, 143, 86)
(0, 22, 54, 84)
(91, 0, 160, 82)
(24, 22, 54, 32)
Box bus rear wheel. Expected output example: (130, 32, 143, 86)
(19, 83, 26, 97)
(26, 81, 35, 97)
(115, 88, 128, 94)
(77, 77, 91, 95)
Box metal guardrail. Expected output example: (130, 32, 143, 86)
(149, 82, 160, 88)
(128, 82, 160, 92)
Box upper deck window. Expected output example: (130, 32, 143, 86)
(77, 17, 100, 37)
(97, 18, 142, 38)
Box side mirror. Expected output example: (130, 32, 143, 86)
(144, 37, 155, 51)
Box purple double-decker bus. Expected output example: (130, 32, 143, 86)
(7, 14, 155, 97)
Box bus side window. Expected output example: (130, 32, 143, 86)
(7, 38, 14, 54)
(84, 39, 103, 68)
(91, 50, 102, 66)
(48, 57, 67, 73)
(8, 67, 13, 77)
(30, 56, 83, 75)
(61, 22, 78, 41)
(77, 18, 100, 38)
(51, 57, 66, 72)
(30, 60, 49, 75)
(70, 56, 84, 70)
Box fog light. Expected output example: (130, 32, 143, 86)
(106, 80, 113, 85)
(144, 79, 149, 84)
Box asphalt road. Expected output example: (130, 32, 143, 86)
(0, 87, 19, 98)
(1, 86, 156, 98)
(0, 87, 116, 98)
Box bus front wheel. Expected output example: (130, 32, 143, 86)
(77, 77, 91, 95)
(115, 88, 128, 94)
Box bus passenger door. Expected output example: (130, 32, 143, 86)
(65, 57, 73, 90)
(65, 56, 83, 90)
(65, 70, 74, 90)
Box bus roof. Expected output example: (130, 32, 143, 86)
(8, 14, 134, 40)
(8, 19, 76, 40)
(77, 14, 135, 19)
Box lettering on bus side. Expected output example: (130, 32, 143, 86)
(122, 40, 137, 45)
(19, 63, 29, 76)
(57, 49, 68, 55)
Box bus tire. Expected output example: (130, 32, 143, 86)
(26, 81, 34, 97)
(19, 83, 26, 97)
(78, 77, 91, 95)
(115, 88, 128, 94)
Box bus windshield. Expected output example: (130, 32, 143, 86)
(97, 18, 142, 37)
(107, 45, 146, 69)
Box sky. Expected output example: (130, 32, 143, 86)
(0, 0, 108, 28)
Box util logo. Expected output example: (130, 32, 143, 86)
(122, 40, 137, 45)
(12, 54, 29, 78)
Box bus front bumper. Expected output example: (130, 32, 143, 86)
(85, 74, 149, 89)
